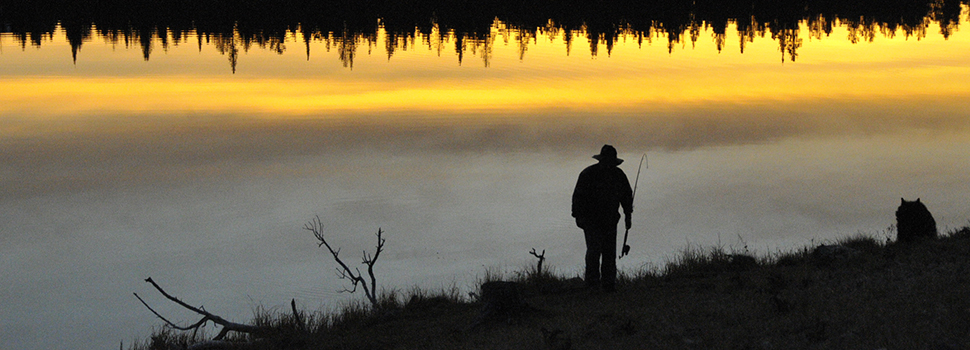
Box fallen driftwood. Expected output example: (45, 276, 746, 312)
(133, 277, 270, 343)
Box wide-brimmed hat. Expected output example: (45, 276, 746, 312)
(592, 144, 624, 165)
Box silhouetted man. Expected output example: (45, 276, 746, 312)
(572, 145, 633, 292)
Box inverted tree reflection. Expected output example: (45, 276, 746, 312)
(2, 0, 967, 69)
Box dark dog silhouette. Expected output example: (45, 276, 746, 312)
(896, 198, 937, 243)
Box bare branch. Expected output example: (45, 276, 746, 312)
(305, 217, 360, 283)
(363, 228, 385, 305)
(136, 278, 266, 341)
(133, 292, 209, 331)
(529, 248, 545, 259)
(529, 248, 546, 275)
(304, 217, 385, 308)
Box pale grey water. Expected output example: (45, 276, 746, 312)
(3, 110, 969, 349)
(3, 25, 970, 349)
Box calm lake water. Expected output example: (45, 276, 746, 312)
(3, 3, 970, 348)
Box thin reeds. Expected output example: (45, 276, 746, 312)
(132, 225, 970, 350)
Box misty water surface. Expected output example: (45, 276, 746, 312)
(2, 3, 970, 349)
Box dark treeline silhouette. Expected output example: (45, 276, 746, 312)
(2, 0, 967, 69)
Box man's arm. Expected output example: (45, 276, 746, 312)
(572, 168, 592, 228)
(618, 169, 634, 229)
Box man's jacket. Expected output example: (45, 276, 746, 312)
(572, 163, 634, 228)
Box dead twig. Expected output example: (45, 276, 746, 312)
(290, 299, 303, 330)
(134, 277, 267, 341)
(529, 248, 546, 275)
(304, 215, 385, 308)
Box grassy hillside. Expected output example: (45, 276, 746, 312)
(132, 226, 970, 350)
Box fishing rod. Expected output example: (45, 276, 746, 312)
(620, 153, 646, 259)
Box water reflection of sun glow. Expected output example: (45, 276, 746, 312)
(2, 9, 970, 120)
(4, 8, 970, 350)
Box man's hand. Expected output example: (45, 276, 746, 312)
(625, 214, 632, 230)
(576, 217, 589, 229)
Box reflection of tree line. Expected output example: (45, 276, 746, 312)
(2, 0, 967, 69)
